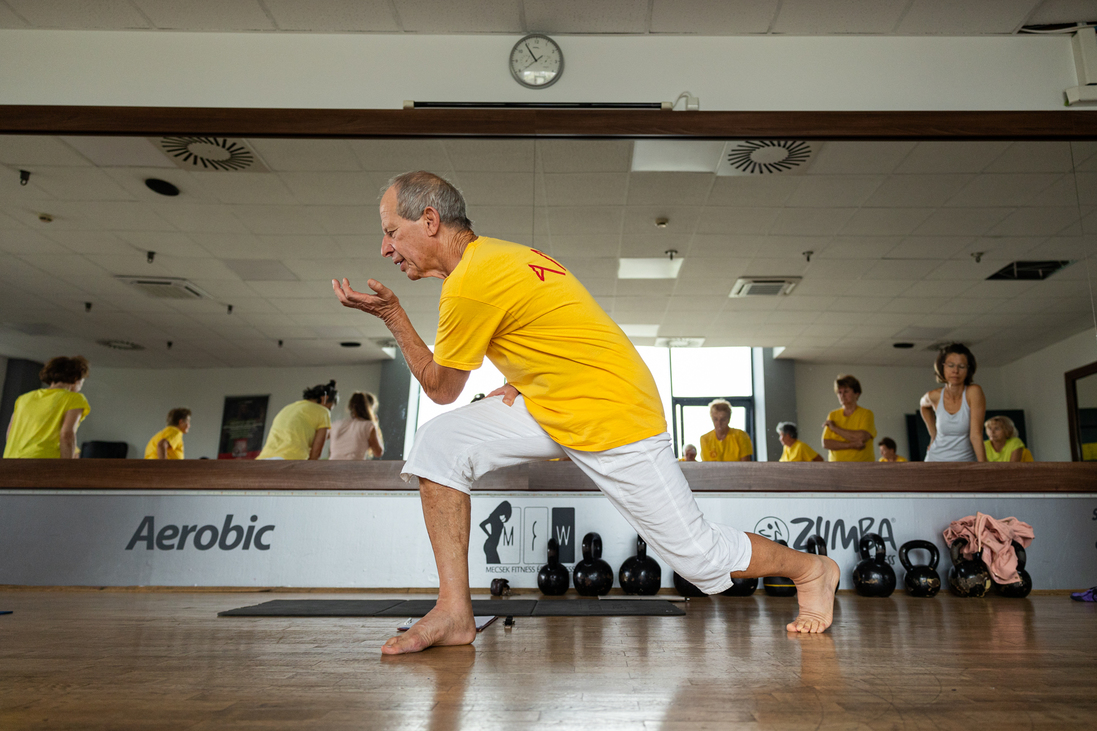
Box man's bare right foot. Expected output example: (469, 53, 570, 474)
(382, 604, 477, 655)
(787, 555, 841, 634)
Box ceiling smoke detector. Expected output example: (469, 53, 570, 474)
(116, 276, 211, 300)
(157, 137, 269, 172)
(97, 339, 145, 351)
(729, 277, 801, 297)
(717, 141, 813, 176)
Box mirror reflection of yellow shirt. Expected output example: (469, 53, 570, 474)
(3, 388, 90, 459)
(823, 406, 876, 462)
(985, 437, 1026, 462)
(700, 429, 753, 461)
(257, 401, 331, 460)
(780, 440, 819, 462)
(879, 456, 908, 462)
(434, 238, 665, 451)
(144, 426, 185, 459)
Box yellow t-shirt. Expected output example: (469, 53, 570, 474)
(823, 406, 876, 462)
(879, 456, 908, 462)
(780, 440, 820, 462)
(700, 429, 753, 461)
(3, 388, 90, 459)
(144, 426, 185, 459)
(985, 436, 1026, 463)
(257, 400, 332, 460)
(434, 238, 665, 451)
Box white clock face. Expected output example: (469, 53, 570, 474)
(510, 34, 563, 89)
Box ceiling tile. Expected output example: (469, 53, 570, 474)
(394, 0, 522, 31)
(151, 203, 248, 234)
(232, 205, 325, 235)
(452, 172, 534, 206)
(523, 0, 649, 33)
(131, 0, 275, 30)
(863, 174, 974, 208)
(884, 236, 976, 260)
(349, 140, 451, 173)
(753, 235, 832, 259)
(262, 0, 399, 31)
(676, 257, 750, 280)
(249, 139, 361, 172)
(697, 207, 780, 235)
(444, 140, 534, 172)
(622, 206, 701, 236)
(544, 206, 623, 235)
(254, 234, 344, 259)
(5, 0, 150, 28)
(191, 172, 297, 205)
(986, 207, 1081, 237)
(985, 141, 1077, 173)
(618, 232, 692, 258)
(769, 208, 856, 236)
(0, 2, 27, 27)
(946, 173, 1060, 207)
(912, 208, 1010, 237)
(785, 176, 883, 208)
(541, 173, 629, 206)
(773, 0, 909, 34)
(819, 237, 900, 259)
(538, 140, 632, 173)
(1029, 0, 1097, 24)
(840, 208, 934, 236)
(897, 142, 1014, 174)
(0, 230, 67, 255)
(650, 0, 779, 33)
(627, 173, 713, 206)
(807, 142, 917, 175)
(706, 176, 801, 207)
(895, 0, 1040, 34)
(0, 136, 92, 167)
(688, 234, 765, 257)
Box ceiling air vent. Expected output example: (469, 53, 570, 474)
(97, 340, 145, 351)
(157, 136, 269, 172)
(729, 277, 801, 297)
(116, 276, 211, 300)
(717, 141, 813, 176)
(986, 260, 1074, 281)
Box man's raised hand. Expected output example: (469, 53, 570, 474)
(332, 278, 401, 321)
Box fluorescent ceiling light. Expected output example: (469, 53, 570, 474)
(618, 257, 685, 279)
(619, 324, 660, 338)
(655, 337, 705, 348)
(631, 140, 724, 172)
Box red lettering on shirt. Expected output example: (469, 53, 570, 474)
(528, 249, 566, 281)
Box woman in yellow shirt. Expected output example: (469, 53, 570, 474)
(699, 399, 753, 461)
(4, 356, 90, 459)
(877, 437, 907, 462)
(144, 408, 191, 459)
(822, 375, 876, 462)
(257, 381, 336, 460)
(777, 422, 823, 462)
(984, 415, 1030, 462)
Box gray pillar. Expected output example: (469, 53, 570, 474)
(377, 350, 413, 460)
(754, 348, 798, 461)
(0, 358, 44, 454)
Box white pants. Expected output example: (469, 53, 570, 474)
(402, 395, 752, 594)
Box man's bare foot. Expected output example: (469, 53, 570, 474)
(381, 604, 477, 655)
(786, 555, 841, 634)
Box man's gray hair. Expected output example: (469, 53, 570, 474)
(776, 421, 798, 439)
(385, 171, 473, 230)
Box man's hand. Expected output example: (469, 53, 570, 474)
(332, 278, 401, 322)
(487, 383, 520, 406)
(823, 419, 836, 430)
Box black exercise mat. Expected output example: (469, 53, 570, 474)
(375, 600, 538, 617)
(532, 599, 684, 616)
(218, 599, 405, 617)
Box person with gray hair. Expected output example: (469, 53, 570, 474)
(332, 170, 840, 654)
(776, 421, 823, 462)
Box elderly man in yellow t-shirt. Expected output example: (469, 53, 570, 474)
(332, 172, 840, 654)
(822, 375, 876, 462)
(699, 399, 753, 461)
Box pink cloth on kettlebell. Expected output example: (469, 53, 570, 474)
(943, 512, 1034, 585)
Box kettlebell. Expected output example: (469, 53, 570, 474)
(722, 577, 758, 597)
(537, 538, 570, 596)
(763, 540, 797, 597)
(947, 537, 992, 598)
(619, 535, 662, 595)
(490, 578, 511, 597)
(804, 534, 837, 590)
(852, 532, 896, 598)
(993, 540, 1033, 598)
(898, 540, 941, 598)
(673, 572, 708, 598)
(573, 532, 614, 596)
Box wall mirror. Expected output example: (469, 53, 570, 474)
(1067, 360, 1097, 461)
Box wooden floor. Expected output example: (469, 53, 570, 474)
(1, 590, 1094, 730)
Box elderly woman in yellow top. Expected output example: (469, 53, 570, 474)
(4, 356, 90, 459)
(777, 422, 823, 462)
(700, 399, 753, 461)
(257, 381, 337, 460)
(822, 375, 876, 462)
(984, 415, 1032, 462)
(144, 408, 191, 459)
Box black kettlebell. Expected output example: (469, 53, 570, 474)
(537, 538, 569, 596)
(852, 532, 896, 598)
(722, 577, 758, 597)
(573, 532, 614, 596)
(948, 537, 992, 598)
(674, 572, 708, 598)
(898, 540, 941, 598)
(804, 534, 838, 590)
(619, 535, 662, 595)
(993, 540, 1033, 598)
(763, 540, 797, 597)
(490, 578, 511, 597)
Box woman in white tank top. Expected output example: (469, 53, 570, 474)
(329, 392, 384, 460)
(919, 344, 986, 462)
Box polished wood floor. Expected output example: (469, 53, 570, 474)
(1, 590, 1094, 730)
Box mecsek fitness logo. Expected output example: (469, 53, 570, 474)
(126, 514, 275, 551)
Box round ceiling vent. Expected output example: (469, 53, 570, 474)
(97, 339, 145, 351)
(724, 140, 812, 174)
(160, 137, 257, 171)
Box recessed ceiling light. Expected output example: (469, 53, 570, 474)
(145, 178, 180, 197)
(340, 341, 361, 348)
(893, 342, 915, 349)
(620, 324, 660, 338)
(655, 337, 705, 348)
(618, 258, 684, 279)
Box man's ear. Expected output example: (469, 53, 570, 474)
(422, 206, 441, 235)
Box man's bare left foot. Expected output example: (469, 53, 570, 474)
(382, 604, 477, 654)
(786, 555, 841, 634)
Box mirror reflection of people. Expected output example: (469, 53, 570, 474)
(329, 392, 384, 460)
(4, 356, 90, 459)
(920, 344, 986, 462)
(679, 443, 698, 462)
(144, 408, 191, 459)
(777, 422, 823, 462)
(877, 437, 906, 463)
(257, 381, 336, 460)
(822, 375, 876, 462)
(984, 415, 1031, 463)
(701, 399, 753, 461)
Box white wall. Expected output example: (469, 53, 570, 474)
(78, 364, 382, 459)
(997, 327, 1097, 462)
(0, 30, 1077, 111)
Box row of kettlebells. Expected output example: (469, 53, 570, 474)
(537, 533, 664, 596)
